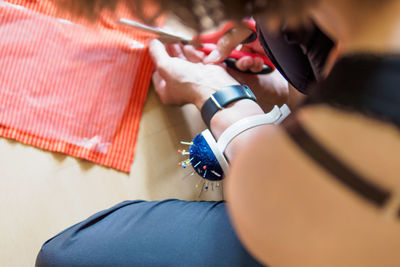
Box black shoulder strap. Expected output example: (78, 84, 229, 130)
(283, 116, 391, 208)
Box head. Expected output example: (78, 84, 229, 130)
(59, 0, 400, 51)
(309, 0, 400, 54)
(56, 0, 317, 31)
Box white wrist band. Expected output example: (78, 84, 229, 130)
(201, 129, 230, 175)
(181, 104, 291, 181)
(217, 104, 291, 154)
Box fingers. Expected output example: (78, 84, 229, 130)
(183, 45, 205, 63)
(235, 56, 264, 73)
(149, 39, 171, 68)
(150, 39, 204, 63)
(152, 70, 173, 105)
(203, 26, 253, 64)
(166, 43, 186, 59)
(236, 56, 254, 71)
(250, 57, 264, 73)
(150, 39, 183, 79)
(152, 70, 166, 93)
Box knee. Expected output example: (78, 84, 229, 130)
(36, 227, 94, 267)
(35, 237, 73, 267)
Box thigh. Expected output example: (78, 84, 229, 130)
(36, 199, 264, 267)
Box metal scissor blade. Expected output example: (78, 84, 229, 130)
(117, 18, 193, 43)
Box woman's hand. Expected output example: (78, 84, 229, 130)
(198, 22, 290, 111)
(149, 39, 239, 109)
(149, 40, 266, 161)
(203, 25, 268, 73)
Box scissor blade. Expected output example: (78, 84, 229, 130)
(117, 18, 192, 43)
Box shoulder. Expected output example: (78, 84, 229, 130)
(226, 104, 400, 267)
(230, 104, 400, 193)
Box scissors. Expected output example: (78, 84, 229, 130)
(117, 18, 275, 74)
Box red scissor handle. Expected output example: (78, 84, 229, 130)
(195, 20, 275, 74)
(199, 45, 274, 70)
(194, 21, 237, 44)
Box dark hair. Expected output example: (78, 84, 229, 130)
(55, 0, 319, 30)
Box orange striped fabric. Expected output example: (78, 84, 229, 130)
(0, 0, 160, 172)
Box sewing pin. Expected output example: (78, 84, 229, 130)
(180, 141, 194, 146)
(178, 149, 190, 155)
(194, 161, 201, 168)
(211, 170, 221, 177)
(180, 159, 191, 166)
(181, 171, 195, 180)
(198, 179, 206, 199)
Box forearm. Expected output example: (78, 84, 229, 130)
(194, 86, 265, 162)
(287, 84, 306, 110)
(148, 39, 285, 162)
(211, 99, 265, 161)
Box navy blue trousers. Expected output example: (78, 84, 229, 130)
(36, 199, 264, 267)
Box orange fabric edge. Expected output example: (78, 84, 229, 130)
(0, 50, 154, 173)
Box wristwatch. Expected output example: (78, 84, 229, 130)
(200, 85, 257, 128)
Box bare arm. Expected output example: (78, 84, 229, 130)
(226, 106, 400, 266)
(149, 39, 276, 161)
(149, 39, 400, 266)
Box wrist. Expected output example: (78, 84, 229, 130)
(200, 84, 256, 129)
(210, 99, 264, 139)
(193, 81, 240, 110)
(193, 86, 215, 110)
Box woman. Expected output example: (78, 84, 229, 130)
(37, 0, 400, 266)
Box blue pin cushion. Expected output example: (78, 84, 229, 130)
(189, 131, 224, 181)
(181, 105, 292, 183)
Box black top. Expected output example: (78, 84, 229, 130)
(306, 54, 400, 128)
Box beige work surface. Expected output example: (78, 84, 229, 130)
(0, 86, 223, 266)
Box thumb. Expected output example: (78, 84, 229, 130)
(203, 26, 253, 64)
(149, 39, 171, 68)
